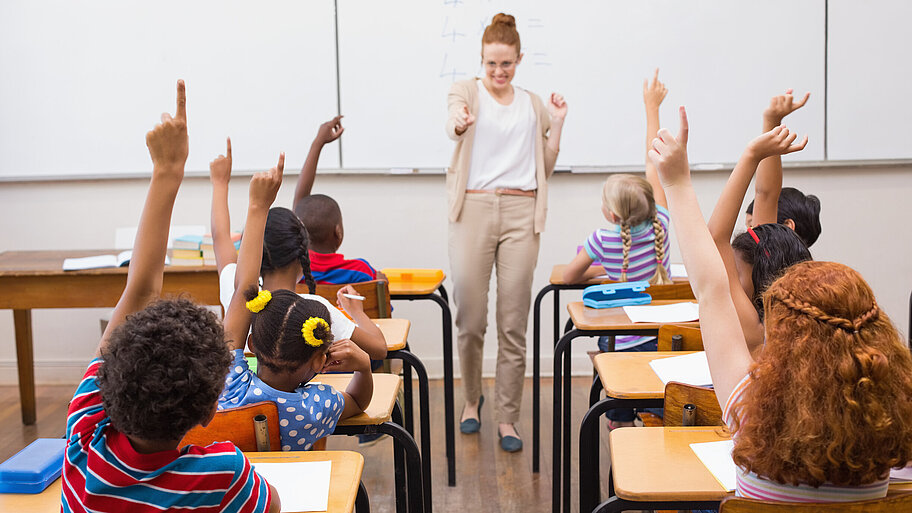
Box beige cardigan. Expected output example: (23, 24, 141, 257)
(445, 78, 559, 234)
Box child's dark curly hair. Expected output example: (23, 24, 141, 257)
(246, 287, 334, 374)
(96, 298, 230, 441)
(263, 207, 317, 294)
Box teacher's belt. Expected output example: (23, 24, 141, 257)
(465, 188, 535, 197)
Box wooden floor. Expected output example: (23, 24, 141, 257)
(1, 376, 608, 513)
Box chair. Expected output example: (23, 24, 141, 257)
(662, 381, 723, 427)
(656, 324, 704, 351)
(181, 401, 281, 452)
(720, 494, 912, 512)
(299, 279, 392, 319)
(648, 280, 696, 300)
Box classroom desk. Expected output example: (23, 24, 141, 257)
(318, 373, 427, 513)
(579, 351, 698, 512)
(383, 269, 457, 488)
(0, 250, 221, 425)
(596, 427, 912, 513)
(530, 264, 693, 473)
(0, 450, 365, 513)
(551, 300, 698, 513)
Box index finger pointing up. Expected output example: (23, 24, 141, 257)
(175, 79, 187, 121)
(677, 106, 689, 145)
(276, 152, 285, 174)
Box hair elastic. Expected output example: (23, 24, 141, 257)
(245, 290, 272, 313)
(301, 317, 329, 347)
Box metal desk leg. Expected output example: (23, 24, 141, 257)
(355, 481, 371, 513)
(588, 376, 601, 407)
(388, 348, 432, 511)
(437, 284, 449, 304)
(552, 329, 583, 513)
(532, 284, 556, 474)
(402, 358, 414, 436)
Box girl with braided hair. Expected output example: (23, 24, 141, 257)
(208, 140, 387, 362)
(563, 70, 674, 428)
(651, 106, 912, 502)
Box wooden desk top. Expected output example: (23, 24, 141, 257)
(594, 351, 698, 399)
(375, 318, 410, 351)
(0, 451, 363, 513)
(567, 300, 699, 331)
(0, 250, 220, 309)
(382, 268, 446, 296)
(609, 426, 732, 501)
(313, 373, 402, 426)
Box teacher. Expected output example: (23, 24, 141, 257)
(445, 13, 566, 452)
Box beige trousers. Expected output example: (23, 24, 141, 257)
(448, 194, 540, 424)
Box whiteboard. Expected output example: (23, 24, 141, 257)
(338, 0, 825, 170)
(827, 0, 912, 160)
(0, 0, 339, 179)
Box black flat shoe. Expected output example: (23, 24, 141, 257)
(459, 395, 484, 434)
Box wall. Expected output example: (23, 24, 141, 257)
(0, 165, 909, 385)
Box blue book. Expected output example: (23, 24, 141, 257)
(0, 438, 66, 494)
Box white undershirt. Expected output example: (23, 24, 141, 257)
(466, 80, 537, 191)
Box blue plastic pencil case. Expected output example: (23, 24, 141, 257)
(0, 438, 66, 494)
(582, 281, 652, 309)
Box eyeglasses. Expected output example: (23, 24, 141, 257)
(483, 60, 516, 70)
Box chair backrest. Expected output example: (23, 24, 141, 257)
(662, 381, 723, 427)
(657, 324, 704, 351)
(181, 401, 281, 452)
(720, 494, 912, 512)
(298, 279, 391, 319)
(649, 280, 696, 300)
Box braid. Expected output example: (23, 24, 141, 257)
(649, 214, 672, 285)
(296, 219, 316, 294)
(620, 223, 631, 281)
(772, 290, 880, 333)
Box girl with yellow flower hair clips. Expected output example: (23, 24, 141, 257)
(219, 150, 373, 452)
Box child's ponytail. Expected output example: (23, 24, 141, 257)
(649, 214, 673, 285)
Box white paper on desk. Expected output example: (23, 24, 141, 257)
(890, 465, 912, 482)
(252, 461, 332, 512)
(623, 302, 699, 323)
(63, 254, 119, 270)
(649, 352, 712, 386)
(690, 439, 737, 491)
(670, 263, 688, 278)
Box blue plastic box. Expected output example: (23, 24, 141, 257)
(0, 438, 66, 494)
(582, 281, 652, 309)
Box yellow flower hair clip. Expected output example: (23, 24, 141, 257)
(245, 290, 272, 313)
(301, 317, 329, 347)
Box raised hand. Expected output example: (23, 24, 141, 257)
(336, 285, 365, 316)
(747, 125, 808, 161)
(146, 80, 189, 176)
(249, 153, 284, 211)
(643, 68, 668, 110)
(648, 106, 690, 188)
(763, 89, 810, 126)
(315, 115, 345, 145)
(454, 105, 475, 135)
(209, 137, 232, 186)
(549, 92, 568, 122)
(322, 339, 370, 373)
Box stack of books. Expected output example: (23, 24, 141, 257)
(171, 234, 204, 266)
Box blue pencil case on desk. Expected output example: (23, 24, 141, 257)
(0, 438, 66, 494)
(582, 281, 652, 309)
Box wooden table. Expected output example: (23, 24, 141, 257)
(382, 268, 457, 488)
(317, 373, 426, 513)
(579, 351, 698, 512)
(0, 450, 365, 513)
(551, 300, 698, 513)
(531, 264, 693, 474)
(0, 250, 220, 425)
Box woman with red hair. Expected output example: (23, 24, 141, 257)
(445, 13, 567, 452)
(649, 106, 912, 501)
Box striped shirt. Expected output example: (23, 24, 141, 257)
(584, 205, 670, 350)
(723, 375, 889, 502)
(308, 251, 378, 285)
(62, 359, 272, 513)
